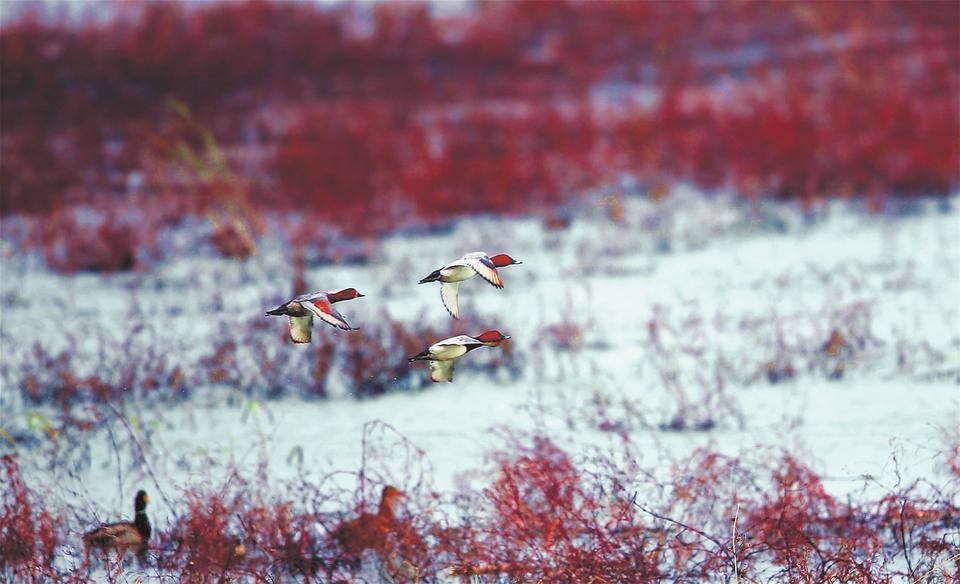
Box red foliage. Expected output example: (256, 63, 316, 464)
(1, 0, 956, 237)
(444, 435, 660, 581)
(13, 332, 186, 411)
(0, 455, 60, 578)
(166, 492, 253, 579)
(3, 435, 959, 581)
(32, 209, 140, 273)
(6, 309, 522, 417)
(209, 220, 256, 260)
(742, 456, 884, 581)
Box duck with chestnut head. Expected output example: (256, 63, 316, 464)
(418, 252, 522, 319)
(331, 485, 406, 560)
(266, 288, 365, 342)
(408, 330, 511, 382)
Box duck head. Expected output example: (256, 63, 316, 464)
(489, 254, 522, 268)
(474, 330, 511, 346)
(378, 485, 405, 518)
(381, 485, 404, 504)
(135, 490, 149, 512)
(328, 288, 366, 302)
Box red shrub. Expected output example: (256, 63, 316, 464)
(743, 456, 884, 581)
(443, 435, 660, 581)
(2, 0, 956, 233)
(0, 455, 60, 577)
(35, 210, 140, 273)
(169, 495, 250, 578)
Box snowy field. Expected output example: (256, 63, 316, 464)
(1, 188, 959, 578)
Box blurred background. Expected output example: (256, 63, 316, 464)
(1, 0, 956, 247)
(1, 0, 958, 581)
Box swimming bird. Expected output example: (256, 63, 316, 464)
(266, 288, 364, 342)
(83, 490, 151, 557)
(408, 330, 511, 382)
(331, 485, 406, 560)
(418, 252, 522, 319)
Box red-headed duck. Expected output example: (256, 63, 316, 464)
(408, 330, 510, 382)
(266, 288, 364, 342)
(418, 252, 522, 319)
(331, 485, 405, 560)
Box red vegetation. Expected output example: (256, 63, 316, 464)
(1, 1, 956, 261)
(4, 310, 522, 423)
(0, 455, 59, 579)
(3, 432, 959, 581)
(445, 435, 659, 581)
(741, 456, 884, 581)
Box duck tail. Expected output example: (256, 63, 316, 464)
(418, 269, 442, 284)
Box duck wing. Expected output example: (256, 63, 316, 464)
(440, 282, 460, 319)
(428, 359, 456, 382)
(302, 296, 357, 331)
(288, 315, 313, 343)
(462, 255, 503, 288)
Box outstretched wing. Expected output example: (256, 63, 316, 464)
(440, 282, 460, 319)
(428, 359, 456, 382)
(462, 255, 503, 288)
(288, 315, 313, 343)
(303, 299, 356, 330)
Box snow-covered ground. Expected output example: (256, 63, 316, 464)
(1, 188, 958, 540)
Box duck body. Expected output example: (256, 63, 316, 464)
(331, 486, 404, 560)
(418, 252, 521, 319)
(84, 490, 151, 556)
(266, 288, 364, 342)
(423, 263, 479, 285)
(408, 331, 510, 382)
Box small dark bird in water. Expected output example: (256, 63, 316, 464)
(83, 490, 151, 558)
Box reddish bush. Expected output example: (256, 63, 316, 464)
(33, 210, 140, 273)
(1, 0, 956, 234)
(2, 433, 959, 581)
(209, 219, 256, 260)
(0, 455, 60, 578)
(742, 456, 884, 582)
(443, 435, 660, 581)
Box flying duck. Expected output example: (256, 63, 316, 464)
(418, 252, 522, 319)
(266, 288, 364, 343)
(408, 330, 511, 382)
